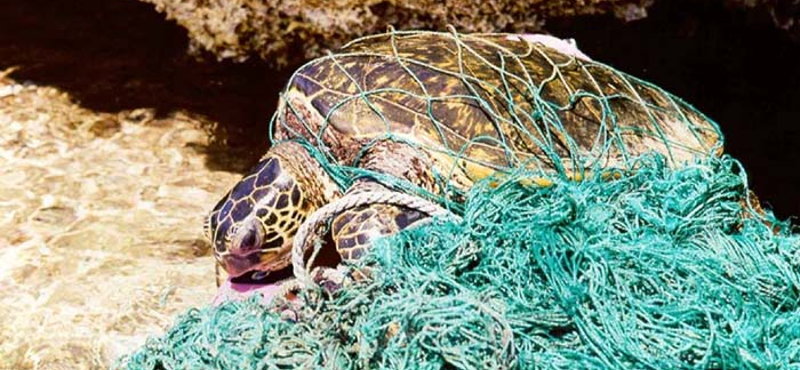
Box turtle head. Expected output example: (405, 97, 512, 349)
(204, 141, 339, 279)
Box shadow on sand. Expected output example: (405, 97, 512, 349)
(0, 0, 293, 173)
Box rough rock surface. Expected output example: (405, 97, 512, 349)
(141, 0, 800, 66)
(143, 0, 654, 66)
(0, 69, 241, 369)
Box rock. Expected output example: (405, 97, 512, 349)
(138, 0, 800, 66)
(141, 0, 654, 66)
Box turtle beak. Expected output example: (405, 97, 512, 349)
(229, 220, 266, 255)
(223, 248, 283, 278)
(223, 220, 290, 277)
(222, 251, 264, 278)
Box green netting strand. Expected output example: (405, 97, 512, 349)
(268, 29, 723, 213)
(116, 153, 800, 370)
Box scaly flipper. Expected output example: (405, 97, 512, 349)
(330, 141, 440, 262)
(331, 188, 427, 262)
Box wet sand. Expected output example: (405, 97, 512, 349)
(0, 71, 243, 369)
(0, 1, 287, 368)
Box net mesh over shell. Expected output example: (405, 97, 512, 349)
(114, 30, 800, 370)
(270, 29, 722, 211)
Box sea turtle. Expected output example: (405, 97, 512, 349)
(205, 30, 721, 285)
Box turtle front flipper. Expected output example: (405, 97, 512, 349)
(331, 189, 428, 262)
(330, 141, 443, 262)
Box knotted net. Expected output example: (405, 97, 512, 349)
(114, 29, 799, 370)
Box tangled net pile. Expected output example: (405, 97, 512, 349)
(116, 30, 800, 369)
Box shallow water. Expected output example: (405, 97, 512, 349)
(0, 72, 242, 369)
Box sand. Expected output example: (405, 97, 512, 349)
(0, 68, 242, 369)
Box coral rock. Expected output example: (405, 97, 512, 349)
(142, 0, 654, 66)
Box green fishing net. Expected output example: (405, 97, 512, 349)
(116, 154, 799, 370)
(115, 30, 799, 370)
